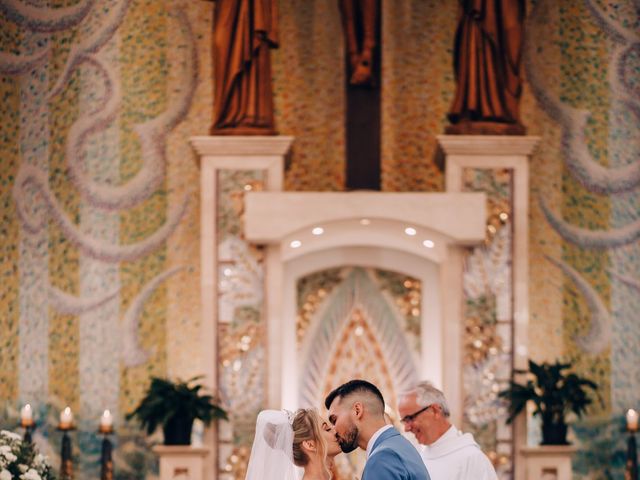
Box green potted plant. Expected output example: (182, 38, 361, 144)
(127, 376, 227, 445)
(499, 359, 599, 445)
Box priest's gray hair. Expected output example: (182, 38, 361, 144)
(405, 381, 450, 418)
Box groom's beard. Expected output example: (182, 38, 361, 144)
(337, 425, 359, 453)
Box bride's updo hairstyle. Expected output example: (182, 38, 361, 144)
(291, 409, 328, 471)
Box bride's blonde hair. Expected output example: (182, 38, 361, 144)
(291, 409, 332, 478)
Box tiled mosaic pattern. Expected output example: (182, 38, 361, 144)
(462, 168, 514, 477)
(381, 0, 456, 192)
(216, 170, 266, 480)
(274, 0, 346, 191)
(524, 1, 639, 477)
(0, 0, 208, 477)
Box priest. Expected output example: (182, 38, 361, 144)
(398, 382, 498, 480)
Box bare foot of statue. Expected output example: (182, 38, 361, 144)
(349, 49, 373, 86)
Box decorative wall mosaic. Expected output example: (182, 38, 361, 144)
(462, 168, 514, 478)
(524, 1, 639, 478)
(0, 0, 209, 477)
(216, 170, 266, 480)
(274, 0, 345, 191)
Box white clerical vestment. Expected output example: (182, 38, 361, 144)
(420, 425, 497, 480)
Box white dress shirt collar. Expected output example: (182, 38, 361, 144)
(366, 424, 394, 458)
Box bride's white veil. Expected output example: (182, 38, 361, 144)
(245, 410, 302, 480)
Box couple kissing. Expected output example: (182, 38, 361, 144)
(245, 379, 430, 480)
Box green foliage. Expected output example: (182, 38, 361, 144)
(499, 359, 599, 426)
(126, 376, 227, 436)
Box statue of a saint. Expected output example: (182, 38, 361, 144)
(338, 0, 378, 86)
(211, 0, 279, 135)
(447, 0, 526, 135)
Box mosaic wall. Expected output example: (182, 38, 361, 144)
(523, 1, 639, 478)
(216, 170, 266, 480)
(461, 168, 514, 478)
(0, 0, 211, 477)
(274, 0, 345, 192)
(0, 0, 638, 478)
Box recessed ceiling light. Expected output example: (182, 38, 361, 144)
(243, 184, 253, 191)
(223, 268, 233, 276)
(423, 240, 435, 248)
(290, 240, 302, 248)
(360, 218, 371, 226)
(312, 227, 324, 235)
(404, 227, 417, 236)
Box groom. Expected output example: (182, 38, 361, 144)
(326, 379, 431, 480)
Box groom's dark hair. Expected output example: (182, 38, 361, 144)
(324, 379, 385, 413)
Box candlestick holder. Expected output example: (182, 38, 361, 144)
(57, 424, 75, 480)
(99, 426, 114, 480)
(626, 425, 638, 480)
(20, 418, 35, 444)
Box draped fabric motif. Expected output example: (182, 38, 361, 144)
(447, 0, 525, 135)
(212, 0, 278, 134)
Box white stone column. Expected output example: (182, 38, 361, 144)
(438, 135, 540, 479)
(190, 136, 293, 479)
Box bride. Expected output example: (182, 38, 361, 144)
(245, 409, 342, 480)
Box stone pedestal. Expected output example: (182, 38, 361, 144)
(520, 445, 577, 480)
(153, 446, 210, 480)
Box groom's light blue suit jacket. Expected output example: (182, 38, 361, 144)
(362, 427, 431, 480)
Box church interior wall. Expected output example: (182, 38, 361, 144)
(0, 0, 638, 478)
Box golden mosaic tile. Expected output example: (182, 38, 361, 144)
(274, 0, 346, 191)
(118, 0, 169, 415)
(0, 74, 20, 401)
(165, 1, 213, 380)
(47, 39, 81, 412)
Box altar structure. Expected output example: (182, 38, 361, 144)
(192, 134, 538, 479)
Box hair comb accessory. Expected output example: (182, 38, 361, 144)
(284, 409, 295, 425)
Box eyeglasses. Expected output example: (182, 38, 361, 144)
(400, 405, 433, 424)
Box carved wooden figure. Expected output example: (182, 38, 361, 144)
(447, 0, 526, 135)
(211, 0, 279, 135)
(338, 0, 378, 86)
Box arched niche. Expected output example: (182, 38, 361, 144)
(243, 192, 487, 425)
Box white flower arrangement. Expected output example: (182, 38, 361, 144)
(0, 431, 54, 480)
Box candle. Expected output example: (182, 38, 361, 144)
(20, 404, 33, 426)
(100, 410, 113, 430)
(627, 408, 638, 431)
(60, 407, 73, 428)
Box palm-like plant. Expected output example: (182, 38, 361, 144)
(499, 359, 599, 445)
(127, 376, 227, 445)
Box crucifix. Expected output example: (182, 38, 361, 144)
(339, 0, 381, 190)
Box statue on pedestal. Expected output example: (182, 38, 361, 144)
(447, 0, 526, 135)
(211, 0, 279, 135)
(338, 0, 378, 86)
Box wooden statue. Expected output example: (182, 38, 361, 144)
(338, 0, 378, 86)
(447, 0, 526, 135)
(211, 0, 279, 135)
